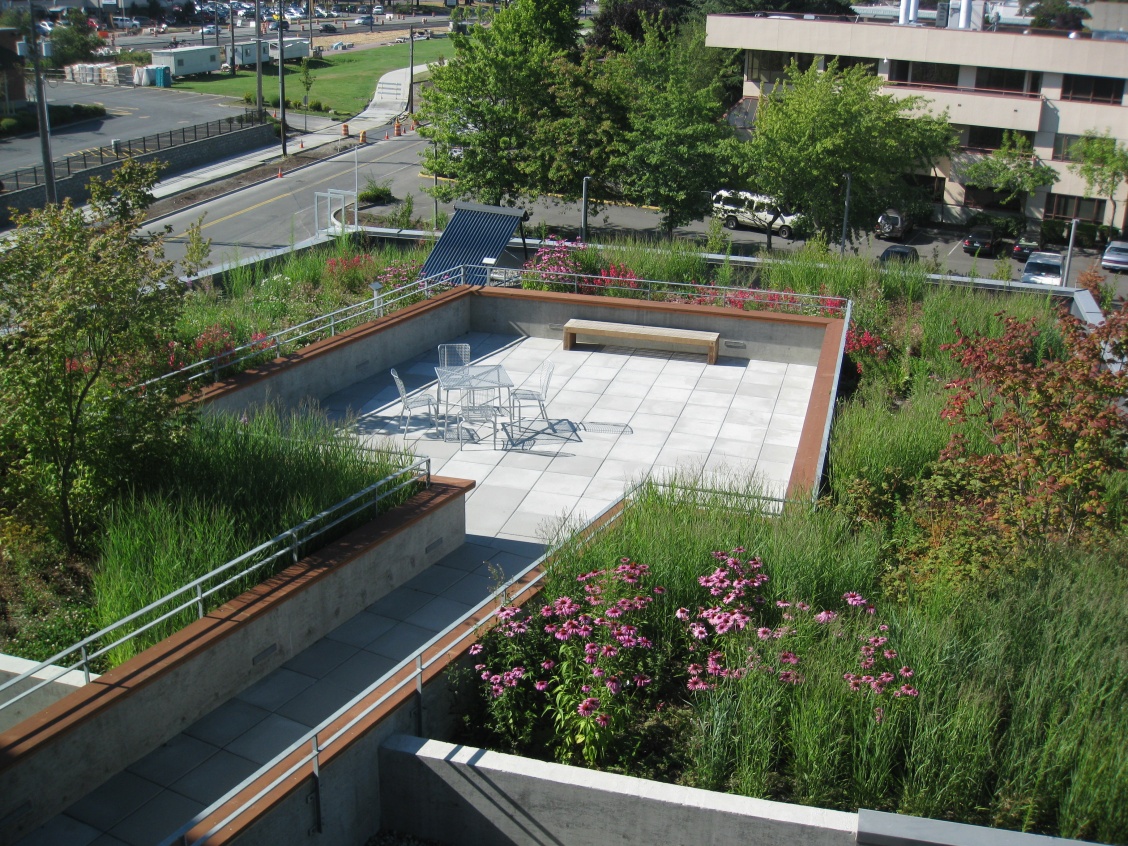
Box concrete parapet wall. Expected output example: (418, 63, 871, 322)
(378, 734, 857, 846)
(470, 287, 830, 366)
(0, 123, 276, 226)
(0, 656, 97, 737)
(199, 289, 474, 416)
(0, 478, 472, 843)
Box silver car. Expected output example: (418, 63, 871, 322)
(1021, 251, 1064, 286)
(1101, 240, 1128, 274)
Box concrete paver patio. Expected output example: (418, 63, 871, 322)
(16, 333, 816, 846)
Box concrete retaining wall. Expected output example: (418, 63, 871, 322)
(470, 288, 829, 365)
(200, 291, 474, 416)
(0, 656, 97, 736)
(0, 123, 276, 225)
(0, 478, 472, 842)
(378, 735, 857, 846)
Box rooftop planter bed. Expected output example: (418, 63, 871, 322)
(447, 269, 1128, 844)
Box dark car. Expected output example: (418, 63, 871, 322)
(1012, 231, 1042, 262)
(875, 208, 914, 241)
(963, 226, 1003, 257)
(879, 245, 920, 264)
(267, 19, 289, 30)
(318, 21, 337, 31)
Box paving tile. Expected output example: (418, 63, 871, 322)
(224, 713, 311, 764)
(440, 571, 496, 606)
(325, 610, 397, 649)
(65, 772, 163, 831)
(606, 441, 664, 463)
(484, 465, 544, 490)
(736, 379, 783, 399)
(435, 540, 504, 572)
(589, 394, 643, 413)
(664, 431, 717, 452)
(532, 471, 592, 497)
(365, 622, 436, 662)
(406, 596, 476, 632)
(520, 490, 580, 518)
(170, 750, 262, 805)
(403, 564, 469, 596)
(108, 789, 204, 846)
(497, 450, 555, 471)
(14, 814, 102, 846)
(184, 698, 272, 747)
(282, 638, 359, 679)
(126, 734, 219, 788)
(367, 588, 434, 621)
(235, 668, 316, 711)
(276, 678, 360, 727)
(686, 389, 733, 409)
(500, 510, 560, 542)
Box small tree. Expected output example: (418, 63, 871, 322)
(960, 130, 1059, 220)
(298, 56, 315, 104)
(1023, 0, 1090, 31)
(0, 160, 206, 551)
(1068, 129, 1128, 233)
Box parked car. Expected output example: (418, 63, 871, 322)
(1012, 231, 1042, 262)
(874, 208, 914, 241)
(879, 245, 920, 263)
(962, 225, 1003, 257)
(267, 19, 289, 29)
(317, 21, 337, 31)
(354, 14, 374, 24)
(1101, 240, 1128, 274)
(1021, 251, 1064, 286)
(711, 190, 799, 239)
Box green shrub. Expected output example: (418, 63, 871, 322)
(309, 99, 322, 112)
(358, 176, 394, 205)
(0, 117, 19, 134)
(968, 211, 1024, 238)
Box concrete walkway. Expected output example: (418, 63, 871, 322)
(151, 62, 430, 202)
(15, 337, 815, 845)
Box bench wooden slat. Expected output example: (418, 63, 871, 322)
(562, 319, 719, 365)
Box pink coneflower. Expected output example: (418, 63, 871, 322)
(675, 607, 690, 621)
(687, 677, 713, 691)
(601, 644, 618, 657)
(581, 684, 591, 693)
(779, 651, 799, 665)
(778, 670, 804, 684)
(900, 685, 919, 697)
(605, 678, 621, 695)
(757, 627, 772, 640)
(474, 664, 485, 671)
(541, 659, 555, 671)
(814, 610, 837, 624)
(843, 592, 866, 606)
(690, 623, 708, 639)
(900, 666, 914, 678)
(776, 600, 791, 608)
(796, 602, 810, 611)
(874, 706, 885, 724)
(469, 643, 483, 655)
(884, 650, 898, 660)
(595, 713, 611, 727)
(653, 586, 666, 594)
(632, 674, 651, 687)
(578, 697, 600, 717)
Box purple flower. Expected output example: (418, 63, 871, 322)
(577, 697, 600, 717)
(469, 643, 483, 655)
(843, 592, 867, 607)
(541, 659, 555, 671)
(814, 610, 837, 624)
(675, 607, 690, 621)
(779, 651, 799, 665)
(900, 666, 914, 678)
(534, 680, 549, 691)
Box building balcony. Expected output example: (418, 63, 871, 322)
(885, 82, 1044, 131)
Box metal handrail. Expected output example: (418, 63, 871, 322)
(0, 456, 430, 716)
(159, 479, 791, 845)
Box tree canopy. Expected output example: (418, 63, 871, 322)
(744, 60, 955, 245)
(0, 161, 204, 551)
(960, 131, 1059, 217)
(1068, 129, 1128, 227)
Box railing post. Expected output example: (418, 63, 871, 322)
(80, 645, 90, 684)
(309, 735, 323, 834)
(425, 458, 431, 488)
(196, 583, 205, 618)
(414, 654, 424, 736)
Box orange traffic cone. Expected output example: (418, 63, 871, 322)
(276, 167, 283, 178)
(384, 130, 389, 140)
(299, 139, 304, 149)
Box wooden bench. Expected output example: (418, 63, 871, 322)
(562, 319, 720, 365)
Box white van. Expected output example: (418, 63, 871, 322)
(712, 189, 800, 239)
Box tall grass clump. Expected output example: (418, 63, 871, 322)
(596, 234, 711, 287)
(92, 405, 418, 666)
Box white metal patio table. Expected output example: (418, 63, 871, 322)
(435, 364, 515, 441)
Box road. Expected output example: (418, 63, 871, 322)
(150, 131, 1106, 288)
(1, 84, 241, 173)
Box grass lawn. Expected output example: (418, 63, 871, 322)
(173, 39, 453, 116)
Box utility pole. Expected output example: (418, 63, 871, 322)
(215, 3, 220, 46)
(1063, 218, 1080, 286)
(255, 0, 263, 117)
(407, 26, 414, 114)
(229, 9, 236, 76)
(580, 176, 591, 242)
(25, 0, 56, 204)
(278, 18, 287, 155)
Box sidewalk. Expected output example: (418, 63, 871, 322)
(152, 62, 430, 201)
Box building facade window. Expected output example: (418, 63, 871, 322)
(903, 173, 946, 201)
(974, 67, 1040, 94)
(965, 126, 1035, 150)
(963, 186, 1021, 212)
(1045, 193, 1107, 222)
(749, 50, 815, 87)
(1060, 75, 1125, 104)
(1052, 134, 1082, 162)
(888, 60, 959, 87)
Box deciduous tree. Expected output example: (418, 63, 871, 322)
(1068, 129, 1128, 231)
(745, 60, 955, 248)
(959, 130, 1059, 219)
(0, 160, 204, 551)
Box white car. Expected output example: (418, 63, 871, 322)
(1020, 251, 1064, 286)
(712, 189, 800, 239)
(1101, 240, 1128, 274)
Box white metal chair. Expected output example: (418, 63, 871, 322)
(512, 360, 554, 427)
(454, 401, 503, 449)
(391, 368, 436, 432)
(437, 343, 471, 369)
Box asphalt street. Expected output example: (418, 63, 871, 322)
(150, 131, 1107, 289)
(1, 84, 241, 172)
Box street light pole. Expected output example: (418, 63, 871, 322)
(278, 18, 287, 156)
(229, 10, 236, 76)
(1063, 217, 1080, 286)
(580, 176, 591, 242)
(25, 0, 56, 204)
(254, 0, 263, 118)
(407, 26, 414, 114)
(840, 172, 852, 256)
